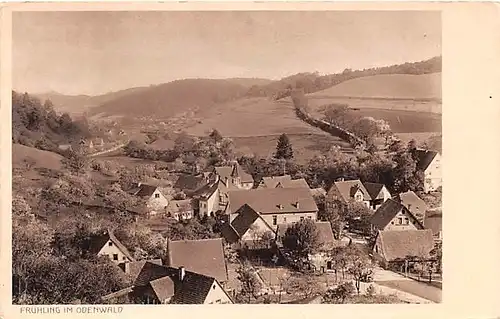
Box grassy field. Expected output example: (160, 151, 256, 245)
(12, 143, 64, 171)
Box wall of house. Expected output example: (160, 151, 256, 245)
(424, 154, 442, 192)
(98, 239, 131, 263)
(241, 182, 254, 190)
(147, 190, 170, 213)
(204, 281, 233, 304)
(241, 217, 274, 241)
(383, 210, 419, 231)
(261, 211, 318, 229)
(199, 188, 220, 217)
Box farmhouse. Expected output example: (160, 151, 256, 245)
(326, 178, 371, 209)
(372, 229, 434, 268)
(370, 199, 424, 233)
(398, 190, 428, 223)
(193, 181, 220, 217)
(226, 187, 319, 230)
(88, 230, 135, 263)
(166, 238, 228, 284)
(129, 183, 169, 216)
(102, 262, 232, 304)
(363, 182, 392, 210)
(276, 221, 337, 272)
(165, 199, 195, 221)
(258, 175, 310, 189)
(414, 149, 442, 193)
(221, 204, 276, 249)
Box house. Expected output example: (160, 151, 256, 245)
(193, 180, 220, 217)
(398, 190, 428, 223)
(118, 259, 163, 282)
(102, 262, 233, 304)
(213, 161, 254, 190)
(414, 149, 442, 193)
(129, 183, 169, 216)
(370, 199, 425, 233)
(165, 199, 195, 221)
(363, 182, 392, 210)
(213, 162, 254, 209)
(221, 204, 276, 249)
(166, 238, 228, 284)
(258, 175, 310, 189)
(372, 229, 435, 268)
(423, 210, 442, 242)
(88, 230, 135, 263)
(326, 179, 371, 209)
(226, 187, 319, 230)
(173, 173, 211, 196)
(276, 221, 336, 272)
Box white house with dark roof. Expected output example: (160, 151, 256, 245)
(414, 149, 442, 193)
(326, 178, 371, 209)
(213, 162, 254, 209)
(129, 183, 169, 215)
(227, 187, 319, 230)
(370, 198, 425, 233)
(363, 182, 392, 210)
(398, 190, 428, 223)
(88, 230, 135, 263)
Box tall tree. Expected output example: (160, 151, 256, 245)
(282, 219, 321, 259)
(275, 133, 294, 160)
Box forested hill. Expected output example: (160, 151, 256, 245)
(244, 56, 442, 100)
(12, 91, 92, 154)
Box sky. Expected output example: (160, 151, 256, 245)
(13, 11, 441, 96)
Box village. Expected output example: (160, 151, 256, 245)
(79, 143, 443, 304)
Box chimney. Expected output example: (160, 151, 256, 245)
(137, 182, 142, 187)
(278, 204, 283, 210)
(179, 266, 186, 281)
(295, 201, 300, 209)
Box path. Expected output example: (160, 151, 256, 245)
(88, 142, 127, 158)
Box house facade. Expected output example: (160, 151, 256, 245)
(363, 182, 392, 210)
(370, 199, 424, 233)
(398, 190, 428, 223)
(166, 199, 195, 221)
(226, 187, 319, 231)
(130, 183, 170, 215)
(196, 183, 220, 218)
(89, 231, 135, 263)
(415, 149, 442, 193)
(326, 179, 371, 210)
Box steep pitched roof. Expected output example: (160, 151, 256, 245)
(277, 178, 310, 189)
(118, 259, 163, 282)
(167, 238, 228, 282)
(173, 174, 208, 193)
(414, 149, 439, 171)
(370, 199, 424, 230)
(399, 191, 428, 218)
(215, 162, 253, 184)
(88, 230, 135, 261)
(193, 181, 219, 200)
(134, 184, 159, 197)
(377, 229, 434, 261)
(276, 221, 335, 247)
(227, 187, 318, 215)
(329, 179, 371, 202)
(134, 262, 176, 287)
(260, 175, 292, 188)
(149, 276, 176, 302)
(169, 272, 217, 304)
(363, 182, 388, 200)
(229, 204, 275, 238)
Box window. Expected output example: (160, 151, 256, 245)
(308, 216, 312, 219)
(213, 285, 216, 290)
(391, 220, 395, 225)
(123, 256, 126, 260)
(283, 217, 287, 223)
(113, 254, 118, 261)
(300, 216, 305, 221)
(216, 299, 222, 304)
(398, 217, 403, 225)
(272, 215, 277, 225)
(108, 241, 113, 246)
(404, 217, 409, 225)
(155, 193, 160, 198)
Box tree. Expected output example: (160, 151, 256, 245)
(275, 133, 294, 160)
(282, 219, 321, 259)
(348, 252, 374, 295)
(324, 103, 350, 126)
(323, 281, 355, 304)
(345, 201, 374, 236)
(236, 262, 262, 303)
(62, 151, 90, 175)
(392, 150, 424, 193)
(209, 129, 223, 143)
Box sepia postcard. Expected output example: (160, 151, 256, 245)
(1, 2, 500, 319)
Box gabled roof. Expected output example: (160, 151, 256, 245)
(310, 187, 327, 198)
(133, 184, 159, 197)
(276, 221, 335, 247)
(260, 175, 292, 188)
(149, 276, 175, 302)
(227, 187, 318, 215)
(193, 181, 219, 200)
(173, 174, 208, 193)
(167, 238, 228, 282)
(215, 162, 253, 184)
(399, 191, 428, 218)
(118, 259, 163, 282)
(169, 272, 218, 304)
(166, 199, 195, 214)
(377, 229, 434, 261)
(88, 230, 135, 261)
(228, 204, 275, 239)
(277, 178, 310, 189)
(363, 182, 389, 200)
(370, 199, 424, 230)
(414, 149, 439, 171)
(329, 179, 371, 202)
